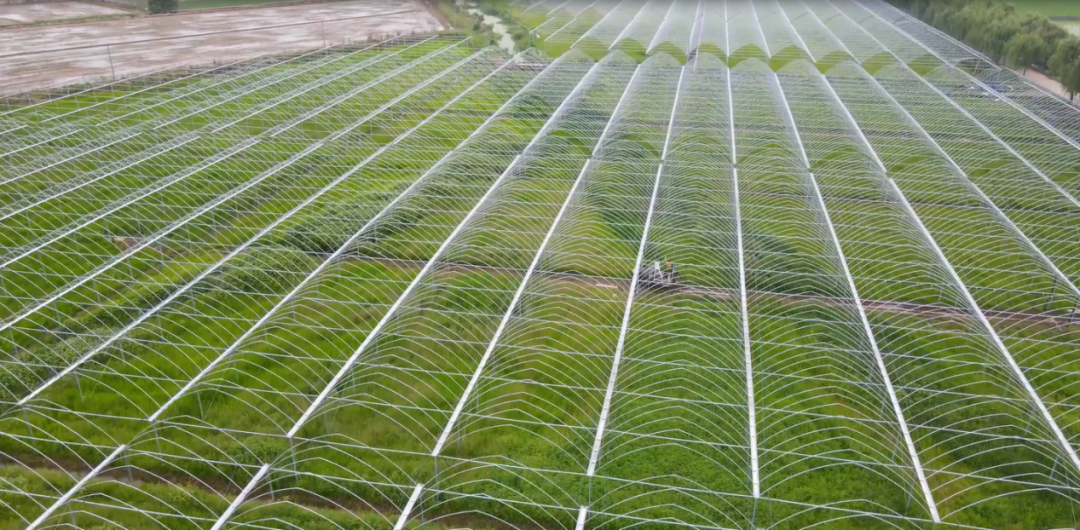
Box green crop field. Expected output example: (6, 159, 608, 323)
(2, 1, 1080, 530)
(1010, 0, 1080, 18)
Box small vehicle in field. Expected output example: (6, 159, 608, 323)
(639, 261, 680, 290)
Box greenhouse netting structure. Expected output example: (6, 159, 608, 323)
(3, 0, 1080, 529)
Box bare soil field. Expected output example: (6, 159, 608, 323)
(0, 1, 127, 24)
(0, 0, 442, 95)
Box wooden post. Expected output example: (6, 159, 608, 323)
(107, 45, 117, 80)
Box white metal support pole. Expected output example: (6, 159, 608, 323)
(748, 0, 770, 59)
(25, 445, 127, 530)
(826, 13, 1080, 305)
(432, 60, 649, 461)
(528, 0, 570, 14)
(545, 0, 603, 39)
(684, 0, 703, 66)
(17, 52, 529, 409)
(854, 0, 1080, 156)
(890, 178, 1080, 480)
(767, 73, 808, 169)
(609, 0, 657, 50)
(775, 4, 939, 518)
(725, 0, 759, 501)
(773, 0, 814, 63)
(287, 58, 606, 440)
(646, 0, 681, 53)
(589, 63, 684, 478)
(570, 0, 634, 48)
(431, 157, 592, 456)
(393, 484, 425, 530)
(106, 45, 116, 81)
(209, 464, 271, 530)
(805, 175, 941, 521)
(795, 5, 888, 174)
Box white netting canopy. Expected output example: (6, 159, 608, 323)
(3, 2, 1080, 530)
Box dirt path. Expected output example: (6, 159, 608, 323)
(0, 0, 442, 95)
(342, 255, 1080, 330)
(1017, 68, 1077, 103)
(0, 1, 128, 24)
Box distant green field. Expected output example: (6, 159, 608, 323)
(178, 0, 304, 11)
(1011, 0, 1080, 18)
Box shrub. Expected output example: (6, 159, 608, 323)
(148, 0, 178, 14)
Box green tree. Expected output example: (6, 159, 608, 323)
(1049, 38, 1080, 79)
(148, 0, 178, 14)
(984, 21, 1020, 63)
(1005, 32, 1050, 74)
(1064, 57, 1080, 102)
(1019, 12, 1068, 49)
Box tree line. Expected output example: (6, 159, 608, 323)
(890, 0, 1080, 100)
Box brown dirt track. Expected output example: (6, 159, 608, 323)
(0, 0, 443, 95)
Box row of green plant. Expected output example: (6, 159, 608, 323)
(6, 52, 1071, 390)
(0, 48, 562, 530)
(0, 45, 570, 429)
(0, 38, 463, 173)
(0, 41, 449, 226)
(803, 64, 1080, 530)
(939, 78, 1080, 197)
(5, 270, 1065, 529)
(126, 71, 1071, 530)
(0, 48, 598, 530)
(1, 40, 405, 134)
(4, 51, 1080, 530)
(0, 40, 472, 321)
(0, 45, 521, 405)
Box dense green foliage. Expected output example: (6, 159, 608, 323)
(433, 0, 540, 52)
(1005, 32, 1049, 73)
